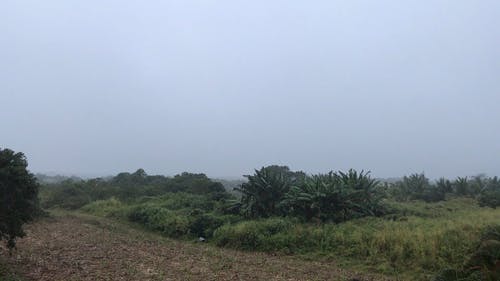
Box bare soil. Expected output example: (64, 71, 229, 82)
(1, 213, 394, 281)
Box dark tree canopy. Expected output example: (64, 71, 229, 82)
(0, 148, 39, 249)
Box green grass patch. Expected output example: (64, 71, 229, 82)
(76, 195, 500, 279)
(213, 199, 500, 279)
(80, 193, 243, 239)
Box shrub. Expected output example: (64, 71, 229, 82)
(213, 218, 293, 251)
(478, 177, 500, 208)
(454, 177, 472, 196)
(214, 202, 500, 277)
(282, 170, 387, 222)
(81, 197, 126, 217)
(154, 192, 216, 211)
(188, 212, 242, 238)
(41, 185, 91, 210)
(127, 205, 190, 237)
(236, 166, 295, 218)
(432, 225, 500, 281)
(390, 174, 453, 202)
(39, 170, 232, 210)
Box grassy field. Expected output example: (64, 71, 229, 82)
(75, 197, 500, 280)
(2, 199, 499, 280)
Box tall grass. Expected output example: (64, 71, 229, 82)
(213, 199, 500, 277)
(80, 197, 128, 218)
(80, 193, 242, 238)
(79, 196, 499, 279)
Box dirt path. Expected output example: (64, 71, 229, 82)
(1, 213, 394, 281)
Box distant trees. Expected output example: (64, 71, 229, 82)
(454, 177, 470, 196)
(388, 173, 500, 206)
(41, 169, 230, 210)
(478, 176, 500, 208)
(391, 173, 454, 202)
(0, 148, 39, 249)
(39, 162, 500, 228)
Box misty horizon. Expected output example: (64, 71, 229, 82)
(2, 1, 500, 179)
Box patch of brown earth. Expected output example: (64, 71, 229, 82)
(1, 214, 394, 281)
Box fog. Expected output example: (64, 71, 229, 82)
(1, 1, 499, 178)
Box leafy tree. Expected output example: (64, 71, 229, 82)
(0, 148, 39, 249)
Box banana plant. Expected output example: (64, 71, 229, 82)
(236, 166, 293, 218)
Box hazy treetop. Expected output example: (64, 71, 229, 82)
(1, 1, 499, 178)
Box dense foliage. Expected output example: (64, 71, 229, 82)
(236, 166, 297, 218)
(282, 170, 387, 222)
(389, 173, 500, 206)
(432, 225, 500, 281)
(0, 148, 39, 249)
(236, 167, 386, 222)
(41, 171, 236, 239)
(477, 176, 500, 209)
(37, 165, 500, 280)
(41, 169, 228, 210)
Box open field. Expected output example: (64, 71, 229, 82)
(1, 212, 393, 281)
(3, 168, 499, 280)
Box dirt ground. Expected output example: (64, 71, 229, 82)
(1, 213, 394, 281)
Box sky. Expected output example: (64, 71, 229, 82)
(1, 1, 499, 179)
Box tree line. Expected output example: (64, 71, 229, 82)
(2, 147, 500, 250)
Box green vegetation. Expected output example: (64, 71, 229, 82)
(36, 165, 500, 280)
(281, 170, 387, 222)
(214, 199, 500, 277)
(236, 165, 300, 218)
(432, 225, 500, 281)
(0, 148, 40, 250)
(40, 169, 228, 210)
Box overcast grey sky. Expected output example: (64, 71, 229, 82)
(1, 1, 499, 178)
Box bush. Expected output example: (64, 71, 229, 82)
(391, 173, 448, 202)
(127, 205, 190, 237)
(432, 225, 500, 281)
(80, 197, 126, 217)
(42, 185, 91, 210)
(213, 218, 293, 251)
(39, 170, 233, 210)
(188, 212, 242, 238)
(154, 192, 216, 211)
(478, 177, 500, 208)
(478, 190, 500, 209)
(282, 170, 387, 222)
(213, 202, 500, 277)
(236, 166, 295, 218)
